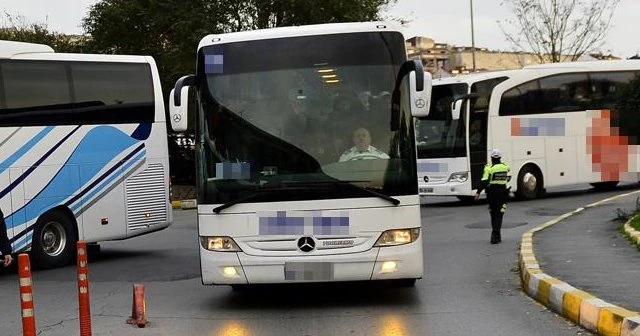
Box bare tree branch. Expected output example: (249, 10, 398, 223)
(498, 0, 620, 63)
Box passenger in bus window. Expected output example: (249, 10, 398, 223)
(339, 128, 390, 162)
(0, 210, 13, 267)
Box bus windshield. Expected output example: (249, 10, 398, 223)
(415, 83, 468, 159)
(196, 32, 417, 205)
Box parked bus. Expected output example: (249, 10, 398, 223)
(486, 60, 640, 199)
(169, 22, 431, 287)
(0, 40, 172, 268)
(415, 70, 514, 202)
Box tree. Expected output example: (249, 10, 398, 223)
(499, 0, 620, 62)
(82, 0, 397, 185)
(223, 0, 395, 30)
(0, 12, 90, 52)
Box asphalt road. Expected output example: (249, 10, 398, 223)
(2, 183, 635, 335)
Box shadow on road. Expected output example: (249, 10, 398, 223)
(213, 281, 421, 310)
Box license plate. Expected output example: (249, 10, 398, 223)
(420, 187, 433, 193)
(284, 262, 334, 281)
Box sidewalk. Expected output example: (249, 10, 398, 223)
(519, 190, 640, 336)
(171, 184, 197, 209)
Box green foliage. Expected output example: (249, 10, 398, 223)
(82, 0, 396, 95)
(0, 14, 90, 52)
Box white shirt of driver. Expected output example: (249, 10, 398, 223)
(339, 146, 390, 162)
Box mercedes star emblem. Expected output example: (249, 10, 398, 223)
(415, 98, 426, 108)
(173, 114, 182, 122)
(297, 236, 315, 252)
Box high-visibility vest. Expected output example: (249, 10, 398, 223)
(481, 162, 510, 186)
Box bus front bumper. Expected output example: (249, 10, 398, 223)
(419, 181, 473, 198)
(199, 242, 423, 285)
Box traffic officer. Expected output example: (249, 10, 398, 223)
(474, 149, 511, 244)
(0, 209, 13, 267)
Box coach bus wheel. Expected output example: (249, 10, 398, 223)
(31, 211, 77, 269)
(516, 166, 542, 200)
(590, 181, 619, 191)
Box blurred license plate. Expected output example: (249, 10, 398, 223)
(420, 187, 433, 193)
(284, 262, 334, 281)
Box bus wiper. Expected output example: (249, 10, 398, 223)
(282, 180, 400, 206)
(212, 187, 308, 214)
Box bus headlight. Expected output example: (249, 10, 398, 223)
(200, 236, 242, 252)
(448, 171, 469, 183)
(374, 228, 420, 247)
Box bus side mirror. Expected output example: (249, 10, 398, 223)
(169, 75, 195, 132)
(392, 60, 430, 130)
(169, 88, 188, 132)
(410, 71, 432, 118)
(450, 93, 479, 120)
(451, 100, 462, 120)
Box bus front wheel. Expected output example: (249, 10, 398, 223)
(31, 211, 77, 269)
(516, 165, 543, 200)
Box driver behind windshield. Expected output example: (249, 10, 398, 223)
(339, 127, 390, 162)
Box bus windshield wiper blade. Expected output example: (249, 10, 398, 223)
(212, 187, 308, 214)
(283, 180, 400, 206)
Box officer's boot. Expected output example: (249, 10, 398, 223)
(495, 213, 503, 243)
(490, 214, 500, 244)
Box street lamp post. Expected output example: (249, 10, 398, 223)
(470, 0, 476, 72)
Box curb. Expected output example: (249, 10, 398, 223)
(519, 190, 640, 336)
(623, 217, 640, 248)
(171, 199, 197, 210)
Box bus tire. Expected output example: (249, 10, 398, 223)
(31, 211, 77, 269)
(590, 181, 619, 191)
(516, 165, 543, 200)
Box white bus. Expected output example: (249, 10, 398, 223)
(486, 60, 640, 199)
(169, 22, 431, 287)
(415, 70, 514, 202)
(0, 40, 172, 268)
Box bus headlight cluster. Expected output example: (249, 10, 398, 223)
(448, 171, 469, 183)
(200, 236, 242, 252)
(374, 228, 420, 247)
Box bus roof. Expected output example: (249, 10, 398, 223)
(433, 69, 519, 86)
(198, 21, 403, 49)
(0, 40, 153, 63)
(523, 59, 640, 71)
(0, 40, 54, 59)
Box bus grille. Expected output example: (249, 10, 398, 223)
(125, 163, 168, 230)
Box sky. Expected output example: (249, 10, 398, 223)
(0, 0, 638, 58)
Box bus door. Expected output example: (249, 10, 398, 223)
(468, 76, 508, 191)
(468, 99, 488, 191)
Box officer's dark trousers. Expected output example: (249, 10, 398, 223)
(488, 201, 504, 243)
(487, 186, 507, 243)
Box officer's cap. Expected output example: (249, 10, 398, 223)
(491, 148, 501, 158)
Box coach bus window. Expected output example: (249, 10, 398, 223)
(589, 71, 637, 109)
(499, 80, 539, 116)
(539, 73, 590, 112)
(2, 61, 70, 111)
(71, 63, 155, 124)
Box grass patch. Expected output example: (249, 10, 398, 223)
(631, 215, 640, 231)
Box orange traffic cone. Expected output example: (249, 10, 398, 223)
(126, 283, 147, 328)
